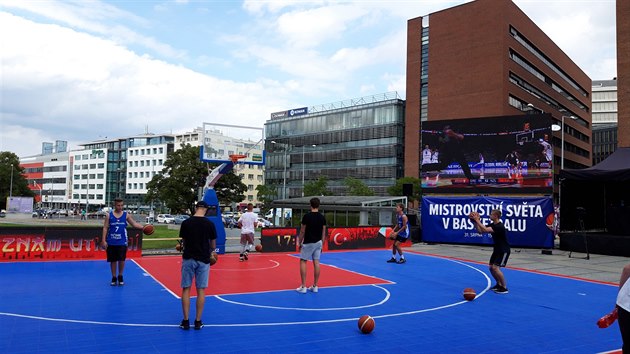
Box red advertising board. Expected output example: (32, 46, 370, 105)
(0, 227, 143, 262)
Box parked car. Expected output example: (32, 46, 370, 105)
(174, 215, 190, 225)
(157, 214, 175, 224)
(257, 218, 273, 228)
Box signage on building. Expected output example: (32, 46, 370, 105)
(288, 107, 308, 117)
(270, 111, 288, 119)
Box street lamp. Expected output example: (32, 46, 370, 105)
(9, 164, 13, 198)
(559, 115, 577, 170)
(302, 144, 316, 197)
(271, 141, 287, 199)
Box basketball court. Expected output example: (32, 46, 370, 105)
(0, 249, 622, 353)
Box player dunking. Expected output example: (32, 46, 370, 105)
(387, 203, 409, 264)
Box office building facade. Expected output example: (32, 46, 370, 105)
(591, 79, 618, 164)
(406, 0, 592, 179)
(264, 92, 405, 198)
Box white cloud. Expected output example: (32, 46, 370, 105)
(0, 12, 291, 156)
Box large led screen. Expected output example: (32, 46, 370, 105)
(421, 114, 553, 194)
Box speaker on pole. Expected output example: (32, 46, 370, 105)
(402, 183, 413, 197)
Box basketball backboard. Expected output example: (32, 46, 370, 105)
(200, 123, 265, 165)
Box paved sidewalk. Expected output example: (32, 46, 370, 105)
(408, 242, 625, 284)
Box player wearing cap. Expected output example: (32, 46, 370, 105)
(178, 200, 217, 330)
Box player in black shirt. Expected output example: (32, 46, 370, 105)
(296, 197, 327, 294)
(471, 209, 510, 294)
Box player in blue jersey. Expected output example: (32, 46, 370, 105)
(387, 203, 409, 264)
(100, 198, 145, 286)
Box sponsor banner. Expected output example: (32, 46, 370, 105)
(421, 196, 554, 248)
(327, 227, 411, 250)
(270, 111, 288, 119)
(288, 107, 308, 117)
(0, 227, 143, 262)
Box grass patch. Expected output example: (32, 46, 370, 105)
(142, 224, 180, 250)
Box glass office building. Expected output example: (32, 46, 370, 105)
(264, 92, 405, 198)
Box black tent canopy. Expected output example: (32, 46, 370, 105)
(560, 148, 630, 235)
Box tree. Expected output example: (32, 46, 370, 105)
(387, 177, 422, 203)
(255, 184, 278, 210)
(343, 176, 374, 196)
(0, 151, 35, 210)
(146, 144, 246, 214)
(304, 176, 331, 197)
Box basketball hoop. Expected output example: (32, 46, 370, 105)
(229, 154, 247, 172)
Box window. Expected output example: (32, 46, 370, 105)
(248, 174, 254, 180)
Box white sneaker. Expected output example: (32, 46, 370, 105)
(296, 286, 307, 294)
(308, 286, 318, 293)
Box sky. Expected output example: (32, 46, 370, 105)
(0, 0, 617, 158)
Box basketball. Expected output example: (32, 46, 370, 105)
(210, 251, 218, 265)
(143, 224, 154, 235)
(255, 244, 263, 252)
(175, 243, 182, 252)
(358, 315, 375, 334)
(463, 287, 476, 301)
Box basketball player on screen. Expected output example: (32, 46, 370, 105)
(470, 209, 510, 294)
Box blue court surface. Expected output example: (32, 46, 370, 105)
(0, 250, 622, 353)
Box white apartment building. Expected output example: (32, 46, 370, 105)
(68, 149, 108, 209)
(126, 144, 168, 195)
(21, 151, 71, 209)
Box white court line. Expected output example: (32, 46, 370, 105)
(215, 284, 390, 311)
(131, 259, 180, 299)
(0, 254, 491, 328)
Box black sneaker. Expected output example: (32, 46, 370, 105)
(239, 254, 244, 262)
(117, 275, 124, 286)
(110, 277, 117, 286)
(179, 319, 190, 330)
(194, 320, 204, 330)
(397, 258, 407, 264)
(244, 251, 249, 260)
(490, 284, 500, 291)
(494, 286, 509, 294)
(386, 258, 397, 263)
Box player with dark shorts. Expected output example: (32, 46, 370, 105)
(387, 203, 409, 264)
(471, 209, 510, 294)
(101, 198, 145, 286)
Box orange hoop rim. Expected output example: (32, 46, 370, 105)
(228, 154, 247, 163)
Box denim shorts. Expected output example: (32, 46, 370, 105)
(181, 258, 210, 289)
(300, 240, 322, 261)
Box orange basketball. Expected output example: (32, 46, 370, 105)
(358, 315, 375, 334)
(463, 287, 476, 301)
(546, 212, 555, 226)
(143, 224, 154, 235)
(255, 244, 263, 252)
(210, 251, 218, 265)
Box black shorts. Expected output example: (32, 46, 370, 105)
(394, 235, 409, 243)
(106, 245, 127, 262)
(489, 248, 510, 267)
